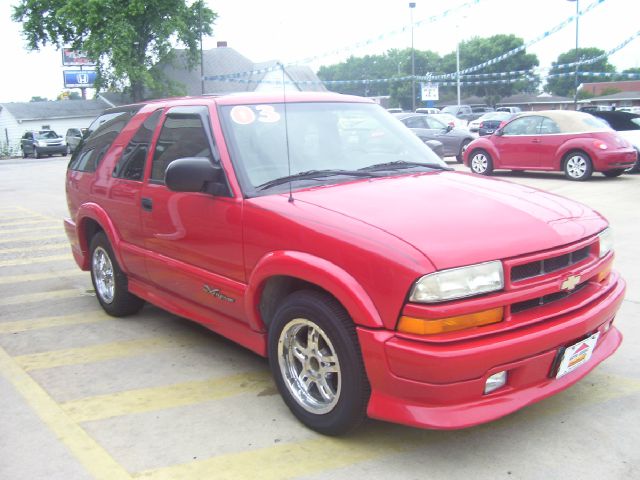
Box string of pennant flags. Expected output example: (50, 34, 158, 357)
(203, 0, 608, 85)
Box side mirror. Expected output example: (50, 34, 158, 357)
(494, 128, 504, 136)
(165, 157, 222, 193)
(445, 124, 454, 133)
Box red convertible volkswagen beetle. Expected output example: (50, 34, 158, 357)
(64, 93, 625, 435)
(464, 110, 636, 180)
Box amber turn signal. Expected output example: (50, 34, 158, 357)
(398, 307, 504, 335)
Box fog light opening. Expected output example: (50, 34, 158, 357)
(484, 371, 508, 394)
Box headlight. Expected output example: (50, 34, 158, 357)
(598, 228, 614, 258)
(409, 260, 504, 303)
(37, 141, 48, 147)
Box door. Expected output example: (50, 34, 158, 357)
(140, 106, 246, 324)
(494, 116, 544, 169)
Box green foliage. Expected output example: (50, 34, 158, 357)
(30, 96, 48, 102)
(317, 35, 540, 109)
(12, 0, 216, 101)
(545, 48, 615, 97)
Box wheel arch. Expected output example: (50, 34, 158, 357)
(74, 203, 123, 271)
(246, 251, 384, 332)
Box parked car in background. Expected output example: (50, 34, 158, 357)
(415, 107, 440, 114)
(588, 110, 640, 173)
(394, 112, 475, 162)
(464, 110, 636, 180)
(423, 139, 445, 159)
(386, 107, 403, 113)
(477, 112, 516, 136)
(617, 106, 640, 114)
(440, 104, 478, 123)
(496, 106, 522, 114)
(20, 130, 66, 158)
(65, 128, 87, 154)
(431, 112, 468, 129)
(63, 92, 625, 435)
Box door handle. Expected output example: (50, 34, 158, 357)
(141, 197, 153, 211)
(532, 139, 541, 143)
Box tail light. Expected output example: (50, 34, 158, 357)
(593, 140, 608, 150)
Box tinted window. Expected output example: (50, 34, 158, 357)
(113, 110, 162, 181)
(150, 114, 213, 182)
(68, 110, 136, 172)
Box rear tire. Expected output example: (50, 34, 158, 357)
(89, 232, 144, 317)
(268, 290, 370, 436)
(33, 147, 40, 159)
(602, 169, 625, 178)
(563, 151, 592, 181)
(469, 149, 493, 175)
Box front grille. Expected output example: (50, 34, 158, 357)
(511, 282, 588, 314)
(511, 245, 591, 282)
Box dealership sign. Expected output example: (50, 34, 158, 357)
(62, 48, 96, 66)
(421, 83, 439, 101)
(63, 70, 97, 88)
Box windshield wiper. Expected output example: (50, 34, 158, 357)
(359, 160, 450, 172)
(257, 169, 380, 190)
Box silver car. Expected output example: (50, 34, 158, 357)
(394, 113, 475, 162)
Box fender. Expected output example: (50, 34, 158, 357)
(555, 139, 597, 170)
(73, 202, 124, 272)
(466, 139, 501, 166)
(245, 250, 384, 331)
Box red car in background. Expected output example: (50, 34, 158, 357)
(464, 110, 636, 180)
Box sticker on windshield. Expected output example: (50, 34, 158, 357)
(230, 106, 257, 125)
(256, 105, 281, 123)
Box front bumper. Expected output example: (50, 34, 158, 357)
(37, 145, 67, 155)
(357, 275, 625, 430)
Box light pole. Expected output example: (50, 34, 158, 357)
(568, 0, 579, 109)
(410, 2, 416, 111)
(456, 29, 461, 107)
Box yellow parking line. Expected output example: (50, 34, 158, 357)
(14, 335, 206, 371)
(0, 254, 72, 267)
(0, 233, 67, 245)
(0, 346, 132, 480)
(0, 289, 82, 307)
(0, 310, 107, 334)
(0, 242, 69, 254)
(61, 371, 272, 423)
(0, 218, 57, 227)
(0, 269, 85, 285)
(1, 225, 62, 235)
(134, 430, 418, 480)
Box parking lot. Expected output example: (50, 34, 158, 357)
(1, 155, 638, 480)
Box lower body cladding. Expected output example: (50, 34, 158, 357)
(357, 277, 625, 429)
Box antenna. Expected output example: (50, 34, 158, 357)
(278, 62, 294, 203)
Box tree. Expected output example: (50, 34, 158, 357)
(545, 48, 615, 97)
(439, 35, 540, 103)
(12, 0, 216, 101)
(29, 96, 48, 102)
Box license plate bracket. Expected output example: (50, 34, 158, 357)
(555, 332, 600, 379)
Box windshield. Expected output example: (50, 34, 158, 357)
(441, 106, 459, 115)
(220, 101, 446, 195)
(35, 131, 59, 139)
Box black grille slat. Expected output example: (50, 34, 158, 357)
(510, 245, 592, 282)
(511, 282, 588, 314)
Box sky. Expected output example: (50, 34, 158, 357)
(1, 0, 639, 103)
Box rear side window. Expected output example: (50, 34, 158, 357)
(150, 114, 213, 182)
(68, 109, 139, 172)
(112, 110, 162, 181)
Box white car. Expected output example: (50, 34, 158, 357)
(430, 112, 468, 130)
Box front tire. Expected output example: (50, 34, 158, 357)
(89, 232, 144, 317)
(268, 290, 370, 436)
(563, 151, 592, 181)
(33, 147, 40, 159)
(469, 149, 493, 175)
(456, 139, 471, 163)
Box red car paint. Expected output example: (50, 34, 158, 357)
(64, 93, 624, 430)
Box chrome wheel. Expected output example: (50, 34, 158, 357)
(565, 155, 587, 179)
(92, 246, 115, 304)
(471, 153, 488, 173)
(278, 318, 341, 414)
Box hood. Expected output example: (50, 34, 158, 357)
(291, 171, 606, 270)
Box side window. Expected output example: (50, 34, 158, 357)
(502, 116, 542, 136)
(539, 118, 561, 134)
(113, 110, 162, 181)
(150, 114, 213, 183)
(68, 110, 136, 172)
(426, 117, 446, 129)
(404, 116, 427, 129)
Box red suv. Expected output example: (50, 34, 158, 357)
(64, 93, 625, 435)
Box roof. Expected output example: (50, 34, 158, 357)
(497, 93, 573, 105)
(580, 80, 640, 96)
(0, 99, 108, 121)
(585, 91, 640, 102)
(516, 110, 610, 132)
(159, 47, 326, 95)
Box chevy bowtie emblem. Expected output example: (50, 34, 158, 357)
(561, 275, 581, 291)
